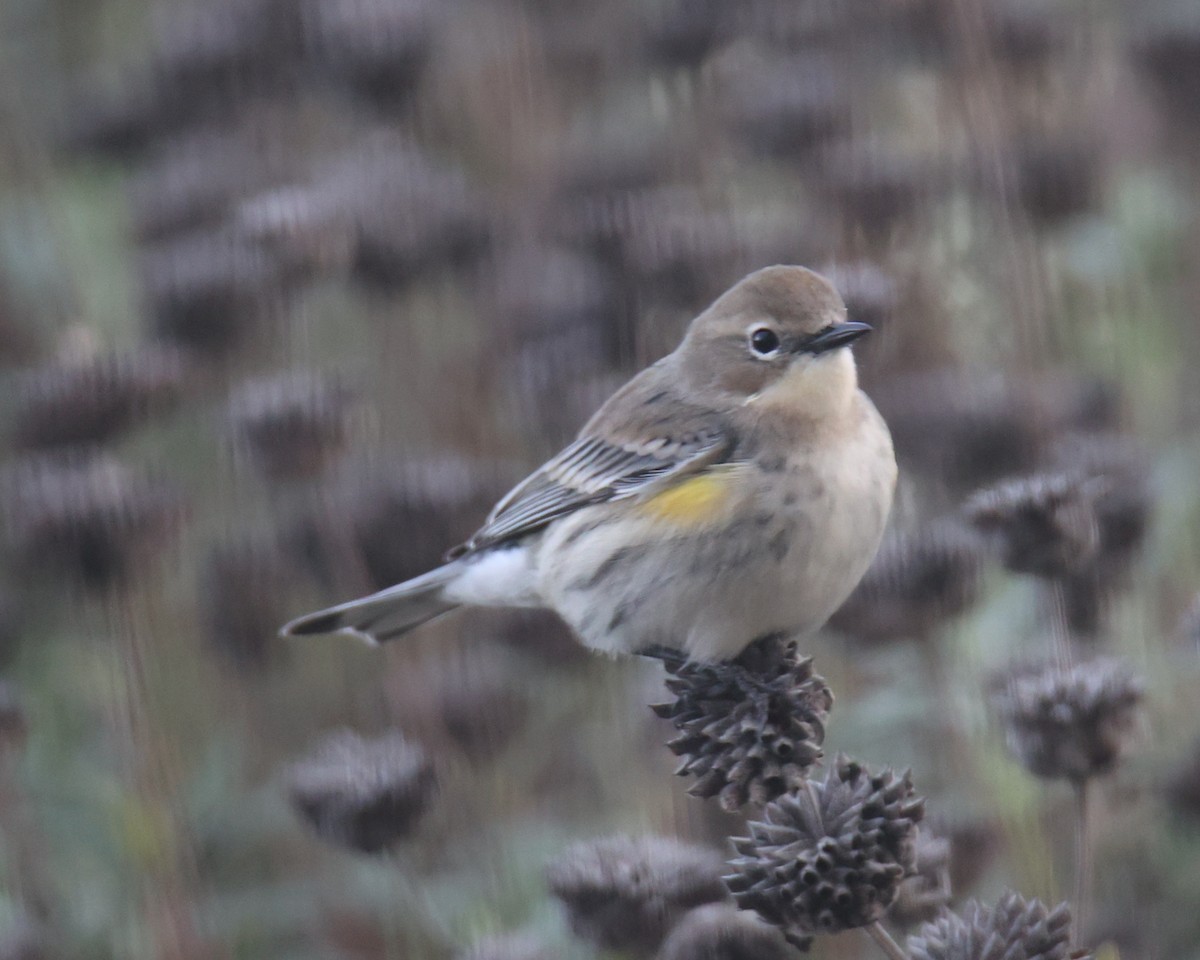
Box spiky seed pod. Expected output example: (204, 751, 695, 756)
(11, 347, 189, 450)
(889, 829, 952, 928)
(487, 244, 612, 336)
(817, 139, 938, 237)
(964, 473, 1101, 579)
(725, 757, 926, 950)
(989, 658, 1143, 782)
(313, 135, 491, 290)
(302, 0, 435, 109)
(455, 934, 554, 960)
(656, 904, 793, 960)
(1049, 434, 1153, 637)
(199, 536, 305, 670)
(714, 51, 849, 165)
(228, 372, 355, 482)
(384, 644, 530, 761)
(871, 370, 1116, 495)
(140, 228, 299, 355)
(651, 636, 833, 812)
(829, 521, 985, 645)
(290, 454, 503, 592)
(127, 115, 299, 242)
(546, 835, 729, 956)
(287, 729, 435, 854)
(906, 891, 1074, 960)
(0, 453, 184, 590)
(1009, 137, 1102, 228)
(641, 0, 731, 70)
(1131, 13, 1200, 128)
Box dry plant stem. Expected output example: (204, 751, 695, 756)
(1073, 779, 1091, 939)
(105, 589, 207, 960)
(1046, 581, 1074, 672)
(865, 921, 910, 960)
(943, 0, 1050, 356)
(918, 631, 970, 787)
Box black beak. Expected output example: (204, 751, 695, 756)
(801, 320, 873, 355)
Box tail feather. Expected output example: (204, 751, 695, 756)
(280, 562, 463, 644)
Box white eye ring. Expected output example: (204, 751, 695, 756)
(748, 326, 782, 357)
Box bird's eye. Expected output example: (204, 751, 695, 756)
(749, 327, 781, 356)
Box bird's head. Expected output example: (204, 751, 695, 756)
(676, 265, 871, 418)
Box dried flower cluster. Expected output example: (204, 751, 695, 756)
(831, 521, 986, 644)
(907, 891, 1074, 960)
(964, 473, 1101, 579)
(546, 834, 729, 955)
(657, 903, 792, 960)
(0, 453, 183, 589)
(725, 757, 925, 949)
(287, 729, 435, 854)
(990, 657, 1144, 782)
(890, 828, 952, 928)
(10, 346, 189, 450)
(228, 371, 355, 481)
(651, 636, 832, 811)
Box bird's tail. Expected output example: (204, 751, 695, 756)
(280, 561, 464, 644)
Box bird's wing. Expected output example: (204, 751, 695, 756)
(456, 373, 733, 554)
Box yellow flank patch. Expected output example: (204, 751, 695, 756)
(638, 469, 736, 526)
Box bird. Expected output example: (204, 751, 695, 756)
(281, 265, 896, 662)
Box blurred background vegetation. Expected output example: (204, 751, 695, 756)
(1, 0, 1199, 957)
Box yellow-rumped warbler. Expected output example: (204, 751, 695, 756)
(282, 266, 896, 661)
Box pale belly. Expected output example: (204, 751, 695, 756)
(536, 424, 895, 660)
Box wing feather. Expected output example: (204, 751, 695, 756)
(458, 425, 730, 554)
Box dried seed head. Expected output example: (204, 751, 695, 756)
(889, 829, 952, 928)
(303, 0, 436, 109)
(546, 834, 729, 955)
(964, 473, 1101, 579)
(292, 454, 503, 591)
(128, 115, 299, 242)
(318, 135, 491, 290)
(715, 50, 849, 164)
(384, 644, 530, 762)
(656, 903, 792, 960)
(872, 370, 1116, 494)
(641, 0, 731, 70)
(140, 227, 301, 355)
(228, 371, 355, 482)
(907, 891, 1074, 960)
(1007, 137, 1103, 228)
(817, 138, 937, 236)
(651, 636, 833, 811)
(830, 521, 986, 644)
(1050, 434, 1154, 637)
(989, 657, 1143, 782)
(287, 729, 435, 854)
(725, 757, 926, 950)
(0, 453, 184, 590)
(11, 346, 190, 450)
(199, 535, 305, 671)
